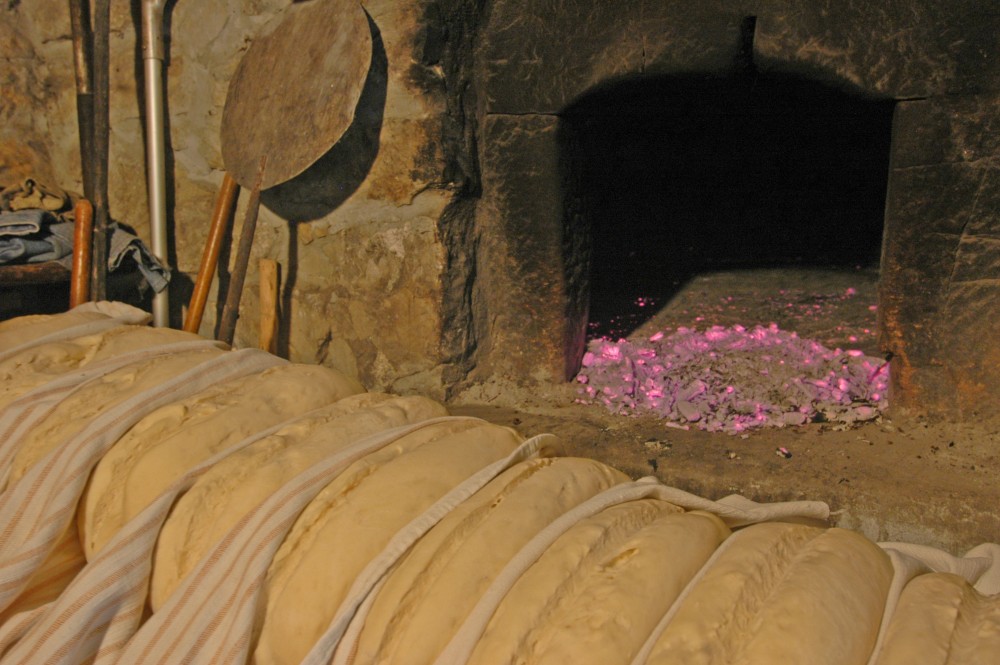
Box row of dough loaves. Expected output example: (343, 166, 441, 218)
(0, 303, 996, 665)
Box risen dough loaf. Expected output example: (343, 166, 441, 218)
(9, 346, 228, 485)
(253, 420, 526, 665)
(874, 572, 1000, 665)
(0, 301, 147, 347)
(149, 393, 446, 609)
(467, 504, 730, 665)
(353, 457, 630, 665)
(0, 325, 207, 410)
(80, 362, 364, 557)
(646, 522, 893, 665)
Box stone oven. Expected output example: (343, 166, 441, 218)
(467, 1, 1000, 422)
(0, 0, 997, 422)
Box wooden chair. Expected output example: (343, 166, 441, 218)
(0, 198, 93, 319)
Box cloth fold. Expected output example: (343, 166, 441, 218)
(0, 179, 69, 213)
(0, 209, 54, 237)
(0, 220, 74, 265)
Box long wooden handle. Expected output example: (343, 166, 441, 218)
(68, 0, 95, 201)
(184, 172, 238, 333)
(90, 0, 111, 301)
(217, 158, 266, 345)
(216, 184, 261, 345)
(70, 198, 93, 307)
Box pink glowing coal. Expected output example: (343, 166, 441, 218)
(575, 323, 889, 434)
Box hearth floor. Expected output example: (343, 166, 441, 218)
(450, 267, 1000, 554)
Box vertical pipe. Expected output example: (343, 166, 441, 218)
(142, 0, 170, 326)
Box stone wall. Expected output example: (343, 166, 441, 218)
(0, 0, 472, 398)
(880, 95, 1000, 420)
(1, 0, 998, 419)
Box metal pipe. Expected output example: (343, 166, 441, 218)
(142, 0, 170, 326)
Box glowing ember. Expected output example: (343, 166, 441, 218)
(575, 323, 889, 434)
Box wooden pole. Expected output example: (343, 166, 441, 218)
(258, 258, 279, 354)
(90, 0, 111, 301)
(184, 173, 238, 333)
(217, 157, 266, 346)
(68, 0, 94, 202)
(70, 199, 93, 307)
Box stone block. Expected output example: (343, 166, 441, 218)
(935, 281, 1000, 418)
(879, 229, 955, 363)
(880, 92, 1000, 418)
(479, 0, 645, 114)
(754, 0, 1000, 98)
(230, 206, 448, 397)
(883, 163, 984, 238)
(951, 236, 1000, 283)
(476, 112, 586, 383)
(0, 15, 54, 185)
(966, 165, 1000, 238)
(891, 96, 1000, 168)
(640, 0, 747, 75)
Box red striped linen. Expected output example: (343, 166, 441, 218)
(0, 349, 283, 623)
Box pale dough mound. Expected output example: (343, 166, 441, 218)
(1, 343, 226, 622)
(9, 346, 227, 485)
(646, 522, 894, 665)
(0, 301, 147, 345)
(875, 572, 1000, 665)
(2, 305, 995, 665)
(253, 420, 526, 665)
(0, 325, 206, 410)
(353, 456, 631, 665)
(80, 362, 364, 557)
(468, 505, 730, 665)
(149, 393, 446, 610)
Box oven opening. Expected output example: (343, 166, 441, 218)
(561, 72, 896, 431)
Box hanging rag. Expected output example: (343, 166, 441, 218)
(103, 226, 170, 293)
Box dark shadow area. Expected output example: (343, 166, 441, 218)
(261, 11, 387, 222)
(559, 71, 895, 340)
(278, 221, 297, 358)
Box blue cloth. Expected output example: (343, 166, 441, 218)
(0, 209, 170, 293)
(0, 212, 72, 264)
(0, 209, 54, 237)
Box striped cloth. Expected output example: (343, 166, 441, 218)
(115, 418, 495, 665)
(0, 339, 225, 490)
(0, 348, 282, 663)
